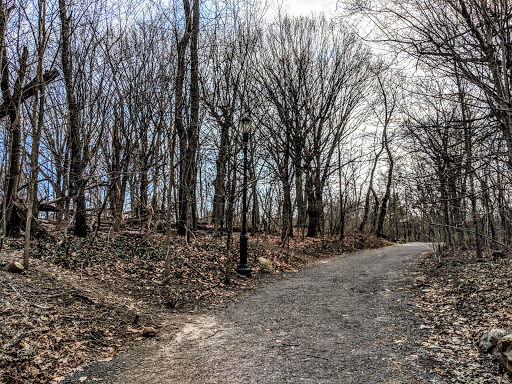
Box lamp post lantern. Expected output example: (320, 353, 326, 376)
(236, 117, 252, 276)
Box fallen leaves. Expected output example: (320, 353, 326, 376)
(414, 249, 512, 383)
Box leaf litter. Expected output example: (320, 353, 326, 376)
(413, 248, 512, 383)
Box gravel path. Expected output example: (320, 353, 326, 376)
(65, 243, 444, 384)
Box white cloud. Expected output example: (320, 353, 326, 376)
(287, 0, 339, 16)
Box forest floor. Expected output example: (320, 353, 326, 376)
(3, 229, 512, 384)
(0, 228, 387, 384)
(412, 247, 512, 383)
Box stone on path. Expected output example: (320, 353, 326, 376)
(257, 257, 273, 272)
(497, 335, 512, 373)
(143, 327, 157, 337)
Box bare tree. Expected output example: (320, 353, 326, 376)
(257, 14, 373, 238)
(59, 0, 87, 237)
(355, 0, 512, 167)
(1, 2, 57, 236)
(23, 0, 50, 268)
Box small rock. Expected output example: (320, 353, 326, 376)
(7, 261, 24, 273)
(497, 335, 512, 373)
(142, 327, 157, 337)
(479, 329, 510, 353)
(257, 257, 273, 272)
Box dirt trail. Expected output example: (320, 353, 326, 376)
(64, 243, 444, 384)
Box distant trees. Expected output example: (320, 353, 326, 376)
(348, 0, 512, 250)
(355, 0, 512, 166)
(202, 1, 259, 237)
(256, 14, 373, 240)
(1, 0, 451, 267)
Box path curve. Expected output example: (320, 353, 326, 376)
(65, 243, 444, 384)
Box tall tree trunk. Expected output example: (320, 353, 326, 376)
(175, 0, 194, 237)
(281, 178, 293, 244)
(188, 0, 200, 231)
(59, 0, 87, 237)
(480, 175, 496, 242)
(213, 121, 230, 236)
(360, 145, 384, 232)
(4, 108, 23, 237)
(370, 189, 380, 234)
(279, 142, 293, 243)
(376, 127, 394, 238)
(4, 46, 28, 237)
(24, 0, 47, 268)
(294, 155, 306, 234)
(164, 116, 177, 246)
(110, 110, 123, 231)
(224, 155, 237, 284)
(306, 171, 324, 238)
(57, 148, 70, 226)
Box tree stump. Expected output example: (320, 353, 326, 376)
(7, 261, 24, 273)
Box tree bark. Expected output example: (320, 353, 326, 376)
(306, 171, 320, 237)
(224, 154, 237, 284)
(24, 0, 47, 268)
(278, 136, 293, 243)
(59, 0, 87, 237)
(293, 150, 306, 234)
(3, 41, 29, 237)
(110, 109, 123, 231)
(213, 120, 230, 236)
(175, 0, 195, 237)
(376, 126, 394, 238)
(360, 145, 384, 232)
(281, 178, 293, 244)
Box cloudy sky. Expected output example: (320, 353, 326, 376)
(263, 0, 340, 18)
(286, 0, 340, 16)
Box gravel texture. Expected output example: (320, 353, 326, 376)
(64, 243, 444, 384)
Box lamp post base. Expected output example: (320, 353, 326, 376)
(236, 264, 252, 276)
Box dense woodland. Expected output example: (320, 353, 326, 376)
(2, 1, 512, 383)
(1, 0, 511, 264)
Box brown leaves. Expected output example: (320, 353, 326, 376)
(414, 250, 512, 383)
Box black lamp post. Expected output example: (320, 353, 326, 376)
(236, 117, 252, 276)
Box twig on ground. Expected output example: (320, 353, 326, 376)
(304, 353, 329, 361)
(8, 283, 28, 303)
